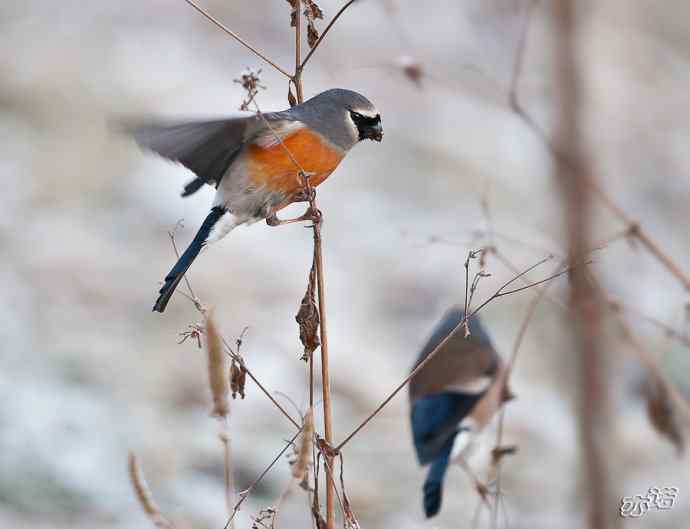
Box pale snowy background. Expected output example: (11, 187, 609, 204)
(2, 1, 690, 528)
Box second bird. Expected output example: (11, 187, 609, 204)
(409, 308, 511, 518)
(129, 88, 383, 312)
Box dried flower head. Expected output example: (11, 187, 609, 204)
(234, 67, 265, 111)
(205, 309, 230, 418)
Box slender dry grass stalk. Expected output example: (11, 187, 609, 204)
(128, 451, 177, 529)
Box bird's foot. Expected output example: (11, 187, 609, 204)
(265, 207, 322, 227)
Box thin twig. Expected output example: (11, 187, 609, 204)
(335, 256, 578, 451)
(183, 0, 292, 78)
(223, 428, 304, 529)
(508, 0, 690, 293)
(489, 262, 559, 529)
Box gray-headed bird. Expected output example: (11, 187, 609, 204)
(127, 89, 382, 312)
(409, 308, 511, 518)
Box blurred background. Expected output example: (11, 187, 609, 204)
(2, 1, 690, 528)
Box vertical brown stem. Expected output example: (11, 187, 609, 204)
(293, 2, 333, 527)
(552, 3, 617, 529)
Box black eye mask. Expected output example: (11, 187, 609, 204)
(349, 110, 382, 141)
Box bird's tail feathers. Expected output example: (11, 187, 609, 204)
(153, 207, 234, 312)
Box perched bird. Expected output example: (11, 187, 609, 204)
(409, 308, 510, 518)
(128, 89, 383, 312)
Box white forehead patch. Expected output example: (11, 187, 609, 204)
(350, 107, 379, 118)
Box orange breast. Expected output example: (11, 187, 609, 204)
(246, 128, 344, 195)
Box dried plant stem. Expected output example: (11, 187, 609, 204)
(553, 2, 616, 528)
(183, 0, 292, 78)
(219, 420, 236, 529)
(291, 3, 335, 526)
(128, 452, 177, 529)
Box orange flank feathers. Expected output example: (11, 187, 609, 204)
(246, 128, 344, 196)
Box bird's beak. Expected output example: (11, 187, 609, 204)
(366, 121, 383, 142)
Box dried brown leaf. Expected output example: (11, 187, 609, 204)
(229, 361, 247, 399)
(304, 0, 324, 20)
(287, 83, 297, 107)
(205, 310, 229, 418)
(646, 376, 685, 455)
(396, 55, 424, 86)
(316, 435, 339, 458)
(296, 261, 320, 361)
(307, 22, 319, 48)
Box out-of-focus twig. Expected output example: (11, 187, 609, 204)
(183, 0, 292, 78)
(552, 2, 617, 527)
(128, 452, 177, 529)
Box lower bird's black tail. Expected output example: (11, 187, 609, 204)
(423, 438, 453, 518)
(153, 207, 226, 313)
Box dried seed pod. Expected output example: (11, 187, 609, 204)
(292, 408, 314, 481)
(205, 310, 229, 418)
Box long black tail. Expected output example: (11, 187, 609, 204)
(422, 437, 453, 518)
(153, 207, 226, 313)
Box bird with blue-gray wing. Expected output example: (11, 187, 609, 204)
(409, 307, 512, 518)
(125, 89, 382, 312)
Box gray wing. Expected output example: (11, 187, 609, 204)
(409, 307, 500, 401)
(127, 116, 261, 197)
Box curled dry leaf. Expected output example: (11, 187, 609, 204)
(307, 23, 320, 48)
(229, 360, 247, 399)
(296, 261, 320, 361)
(287, 83, 297, 107)
(302, 0, 323, 48)
(396, 55, 424, 86)
(303, 0, 324, 20)
(316, 435, 339, 458)
(205, 310, 230, 418)
(285, 0, 298, 27)
(646, 375, 685, 455)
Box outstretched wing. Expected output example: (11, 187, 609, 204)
(127, 116, 260, 196)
